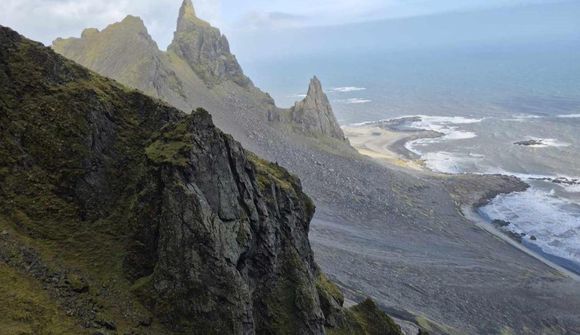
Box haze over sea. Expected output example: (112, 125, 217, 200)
(234, 2, 580, 272)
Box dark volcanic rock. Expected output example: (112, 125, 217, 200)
(492, 219, 511, 228)
(514, 139, 544, 146)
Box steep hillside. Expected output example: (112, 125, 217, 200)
(0, 26, 402, 335)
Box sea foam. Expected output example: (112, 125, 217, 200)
(332, 87, 366, 93)
(480, 188, 580, 265)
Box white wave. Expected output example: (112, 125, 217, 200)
(406, 115, 483, 135)
(348, 120, 375, 127)
(332, 87, 366, 93)
(416, 151, 485, 174)
(444, 131, 477, 140)
(563, 184, 580, 193)
(404, 140, 422, 156)
(337, 98, 372, 104)
(557, 113, 580, 118)
(402, 115, 482, 155)
(504, 114, 545, 122)
(480, 188, 580, 264)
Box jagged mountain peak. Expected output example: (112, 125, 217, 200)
(169, 0, 251, 87)
(310, 75, 322, 88)
(176, 0, 211, 30)
(306, 76, 325, 101)
(54, 15, 152, 47)
(288, 76, 346, 140)
(180, 0, 196, 18)
(119, 15, 148, 29)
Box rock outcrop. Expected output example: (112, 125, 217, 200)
(287, 77, 346, 140)
(52, 14, 216, 113)
(52, 0, 278, 141)
(168, 0, 251, 88)
(0, 26, 401, 335)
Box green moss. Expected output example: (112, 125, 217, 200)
(130, 274, 156, 308)
(0, 28, 172, 334)
(146, 140, 192, 166)
(246, 150, 317, 217)
(415, 316, 460, 335)
(262, 248, 318, 334)
(247, 151, 295, 192)
(316, 272, 344, 306)
(146, 119, 194, 167)
(65, 273, 89, 293)
(326, 299, 403, 335)
(0, 264, 85, 335)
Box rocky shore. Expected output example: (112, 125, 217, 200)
(343, 119, 580, 283)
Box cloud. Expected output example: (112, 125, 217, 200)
(0, 0, 222, 48)
(239, 11, 307, 30)
(0, 0, 556, 47)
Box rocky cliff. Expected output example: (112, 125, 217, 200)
(0, 26, 401, 335)
(286, 77, 346, 140)
(168, 0, 251, 88)
(52, 14, 218, 114)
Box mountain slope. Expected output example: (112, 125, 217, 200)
(0, 26, 402, 335)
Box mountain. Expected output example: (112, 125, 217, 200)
(51, 1, 344, 145)
(169, 0, 251, 88)
(286, 76, 346, 140)
(0, 26, 403, 335)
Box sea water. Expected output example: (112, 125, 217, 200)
(236, 3, 580, 272)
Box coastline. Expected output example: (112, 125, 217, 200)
(462, 205, 580, 281)
(344, 121, 580, 281)
(342, 124, 433, 171)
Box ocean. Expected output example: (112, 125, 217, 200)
(236, 4, 580, 272)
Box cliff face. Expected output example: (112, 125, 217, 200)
(0, 27, 400, 335)
(287, 77, 346, 140)
(168, 0, 251, 88)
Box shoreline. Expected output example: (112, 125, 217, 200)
(462, 205, 580, 281)
(342, 124, 432, 172)
(344, 121, 580, 281)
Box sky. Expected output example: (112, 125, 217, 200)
(0, 0, 566, 49)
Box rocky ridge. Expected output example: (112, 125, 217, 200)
(51, 1, 345, 145)
(0, 26, 402, 335)
(168, 0, 251, 88)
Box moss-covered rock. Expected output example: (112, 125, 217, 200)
(326, 299, 403, 335)
(0, 26, 335, 335)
